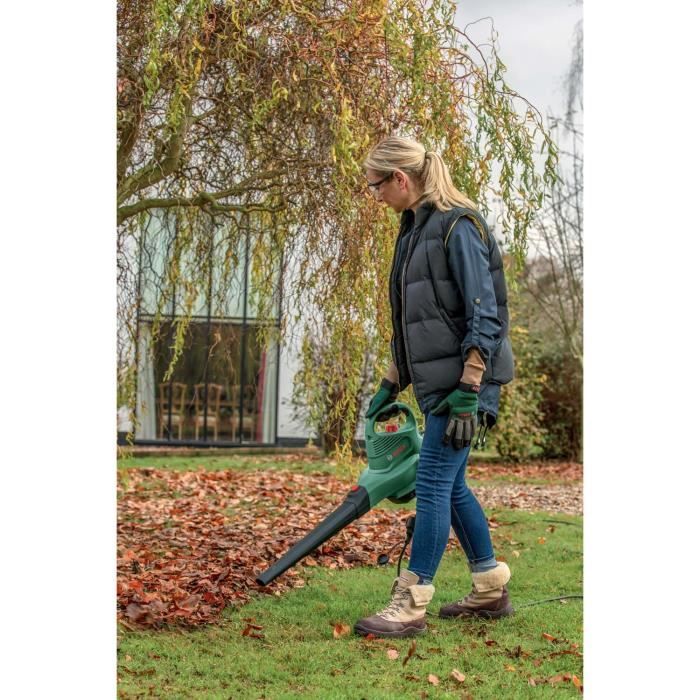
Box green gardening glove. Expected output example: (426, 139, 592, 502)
(431, 383, 480, 450)
(366, 378, 400, 420)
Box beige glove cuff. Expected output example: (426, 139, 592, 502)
(461, 348, 486, 386)
(385, 361, 399, 385)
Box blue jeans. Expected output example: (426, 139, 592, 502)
(407, 411, 497, 584)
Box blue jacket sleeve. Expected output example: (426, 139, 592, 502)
(445, 217, 503, 364)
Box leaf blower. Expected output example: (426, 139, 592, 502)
(255, 402, 421, 586)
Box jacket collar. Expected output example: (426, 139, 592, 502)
(400, 200, 436, 231)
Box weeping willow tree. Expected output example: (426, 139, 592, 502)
(117, 0, 557, 454)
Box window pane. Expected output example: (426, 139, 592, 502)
(206, 323, 243, 442)
(241, 326, 278, 444)
(139, 211, 176, 317)
(211, 227, 246, 319)
(148, 320, 209, 441)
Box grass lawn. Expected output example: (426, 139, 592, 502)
(117, 453, 337, 476)
(117, 502, 583, 699)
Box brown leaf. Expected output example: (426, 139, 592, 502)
(242, 622, 264, 638)
(542, 633, 557, 642)
(125, 603, 154, 625)
(450, 668, 466, 683)
(387, 649, 399, 660)
(427, 674, 440, 686)
(178, 594, 201, 611)
(504, 664, 516, 672)
(402, 639, 417, 666)
(537, 537, 546, 544)
(484, 639, 498, 647)
(332, 623, 350, 639)
(572, 674, 583, 693)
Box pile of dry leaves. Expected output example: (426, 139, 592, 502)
(118, 468, 417, 629)
(117, 462, 581, 629)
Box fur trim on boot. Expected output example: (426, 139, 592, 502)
(439, 562, 514, 620)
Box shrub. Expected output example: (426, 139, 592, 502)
(491, 326, 547, 461)
(536, 347, 583, 461)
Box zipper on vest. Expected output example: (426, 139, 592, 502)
(401, 224, 420, 388)
(389, 221, 406, 380)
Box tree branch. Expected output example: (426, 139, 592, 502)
(117, 94, 194, 205)
(117, 190, 285, 226)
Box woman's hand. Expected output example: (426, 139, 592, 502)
(431, 383, 479, 449)
(365, 378, 399, 420)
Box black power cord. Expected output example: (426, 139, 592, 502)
(516, 594, 583, 609)
(377, 515, 416, 577)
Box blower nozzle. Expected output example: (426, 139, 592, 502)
(255, 485, 371, 586)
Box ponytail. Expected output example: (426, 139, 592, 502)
(363, 136, 479, 214)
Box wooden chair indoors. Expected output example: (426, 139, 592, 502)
(193, 383, 223, 440)
(230, 383, 257, 441)
(158, 382, 188, 440)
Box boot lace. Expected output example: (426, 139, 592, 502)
(377, 587, 411, 619)
(460, 585, 478, 606)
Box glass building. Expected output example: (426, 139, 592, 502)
(133, 211, 281, 446)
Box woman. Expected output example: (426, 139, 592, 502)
(354, 136, 514, 639)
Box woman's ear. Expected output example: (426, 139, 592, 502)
(394, 170, 408, 191)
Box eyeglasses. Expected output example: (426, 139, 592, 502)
(366, 172, 393, 195)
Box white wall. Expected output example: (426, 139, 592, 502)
(276, 329, 317, 440)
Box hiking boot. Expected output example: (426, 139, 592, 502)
(354, 570, 434, 638)
(439, 562, 514, 619)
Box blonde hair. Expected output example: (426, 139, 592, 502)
(363, 136, 477, 212)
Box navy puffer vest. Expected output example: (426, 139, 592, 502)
(389, 202, 514, 417)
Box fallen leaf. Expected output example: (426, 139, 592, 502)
(242, 623, 264, 639)
(547, 673, 572, 686)
(427, 674, 440, 686)
(511, 550, 520, 558)
(403, 639, 417, 666)
(547, 525, 556, 533)
(542, 633, 557, 642)
(572, 674, 583, 693)
(504, 664, 516, 672)
(387, 649, 399, 660)
(537, 537, 546, 544)
(450, 669, 465, 683)
(484, 639, 498, 647)
(332, 623, 350, 639)
(178, 594, 201, 611)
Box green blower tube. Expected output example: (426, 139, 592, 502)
(255, 402, 421, 586)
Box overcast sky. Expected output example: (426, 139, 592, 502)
(455, 0, 583, 121)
